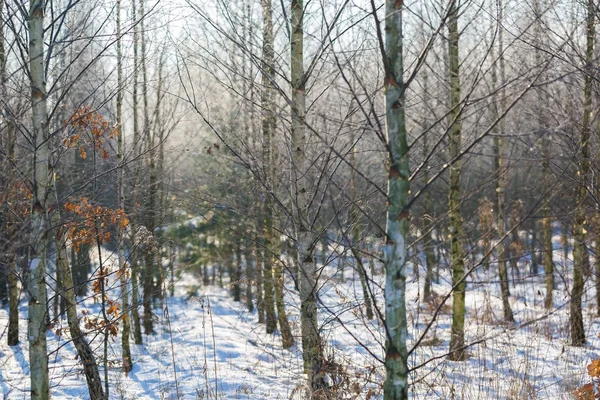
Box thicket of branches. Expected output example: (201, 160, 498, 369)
(2, 0, 600, 399)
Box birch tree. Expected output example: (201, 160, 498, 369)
(28, 0, 50, 397)
(291, 0, 324, 389)
(380, 0, 409, 397)
(491, 0, 514, 324)
(447, 0, 467, 361)
(117, 0, 133, 373)
(570, 0, 595, 347)
(533, 0, 555, 311)
(130, 0, 143, 344)
(1, 0, 19, 347)
(261, 0, 278, 335)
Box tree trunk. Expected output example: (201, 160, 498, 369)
(0, 0, 5, 309)
(245, 246, 254, 312)
(3, 9, 18, 345)
(139, 0, 157, 336)
(447, 0, 468, 361)
(509, 202, 523, 285)
(28, 1, 50, 397)
(130, 0, 143, 344)
(55, 218, 104, 399)
(349, 122, 374, 319)
(273, 225, 294, 348)
(268, 56, 293, 346)
(256, 242, 265, 323)
(382, 0, 409, 398)
(533, 0, 554, 311)
(117, 0, 132, 373)
(491, 0, 514, 324)
(542, 212, 554, 309)
(570, 0, 594, 347)
(530, 224, 538, 275)
(261, 0, 278, 335)
(143, 246, 155, 334)
(421, 60, 436, 301)
(291, 0, 323, 388)
(233, 244, 242, 302)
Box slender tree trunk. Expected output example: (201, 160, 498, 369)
(55, 214, 104, 399)
(531, 224, 538, 275)
(350, 208, 374, 320)
(261, 0, 277, 335)
(245, 246, 254, 312)
(0, 0, 6, 308)
(543, 207, 554, 309)
(447, 0, 468, 361)
(130, 0, 143, 344)
(421, 60, 436, 301)
(233, 243, 242, 302)
(7, 244, 18, 346)
(570, 0, 594, 347)
(117, 0, 132, 373)
(509, 202, 523, 284)
(153, 48, 167, 305)
(256, 240, 265, 323)
(596, 222, 600, 316)
(349, 125, 374, 319)
(2, 1, 18, 345)
(28, 1, 50, 397)
(478, 198, 494, 274)
(269, 85, 293, 346)
(273, 223, 294, 348)
(532, 0, 554, 311)
(291, 0, 323, 387)
(491, 0, 514, 324)
(382, 0, 409, 397)
(139, 0, 157, 336)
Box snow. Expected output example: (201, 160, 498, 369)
(0, 231, 599, 399)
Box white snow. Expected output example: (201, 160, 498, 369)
(0, 232, 599, 399)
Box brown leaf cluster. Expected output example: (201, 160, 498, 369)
(64, 198, 128, 252)
(63, 105, 118, 160)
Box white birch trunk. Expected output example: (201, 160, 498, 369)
(28, 1, 50, 398)
(291, 0, 322, 390)
(383, 0, 409, 398)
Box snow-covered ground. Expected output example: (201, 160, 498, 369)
(1, 231, 599, 399)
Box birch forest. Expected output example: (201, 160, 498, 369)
(3, 0, 600, 399)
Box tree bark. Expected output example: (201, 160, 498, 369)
(28, 1, 50, 397)
(139, 0, 157, 336)
(349, 123, 374, 319)
(447, 0, 468, 361)
(245, 246, 254, 312)
(261, 0, 278, 335)
(530, 224, 538, 275)
(256, 241, 265, 323)
(2, 0, 18, 346)
(421, 58, 436, 301)
(233, 243, 242, 302)
(55, 217, 104, 399)
(117, 0, 132, 373)
(0, 0, 5, 309)
(291, 0, 323, 388)
(532, 0, 555, 311)
(570, 0, 594, 347)
(273, 224, 294, 348)
(382, 0, 409, 398)
(491, 0, 514, 324)
(130, 0, 143, 344)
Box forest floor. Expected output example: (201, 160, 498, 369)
(0, 231, 599, 399)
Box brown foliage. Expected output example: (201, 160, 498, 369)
(576, 359, 600, 399)
(63, 105, 118, 160)
(64, 198, 128, 252)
